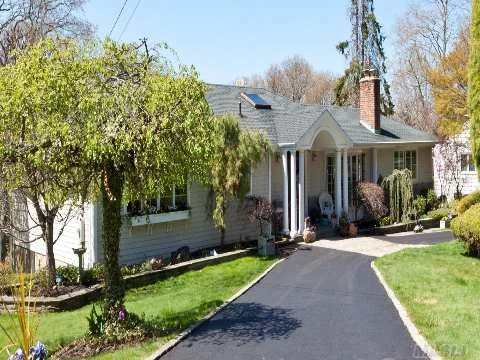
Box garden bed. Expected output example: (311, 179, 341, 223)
(0, 248, 254, 312)
(358, 217, 440, 236)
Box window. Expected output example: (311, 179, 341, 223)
(126, 184, 190, 216)
(348, 153, 365, 207)
(327, 153, 365, 207)
(461, 154, 475, 172)
(327, 156, 336, 202)
(394, 150, 417, 178)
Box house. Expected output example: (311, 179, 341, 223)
(433, 122, 480, 200)
(24, 70, 437, 269)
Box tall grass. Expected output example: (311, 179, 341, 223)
(0, 270, 40, 358)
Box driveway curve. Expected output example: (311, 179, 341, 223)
(158, 232, 453, 360)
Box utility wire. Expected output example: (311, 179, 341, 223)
(108, 0, 129, 37)
(118, 0, 142, 41)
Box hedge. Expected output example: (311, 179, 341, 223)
(456, 191, 480, 214)
(451, 203, 480, 256)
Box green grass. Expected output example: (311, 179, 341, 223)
(1, 255, 277, 359)
(375, 241, 480, 360)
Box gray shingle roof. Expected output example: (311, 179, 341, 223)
(206, 84, 437, 146)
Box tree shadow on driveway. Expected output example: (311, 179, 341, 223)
(182, 302, 302, 347)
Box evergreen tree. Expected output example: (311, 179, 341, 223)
(470, 0, 480, 168)
(335, 0, 394, 115)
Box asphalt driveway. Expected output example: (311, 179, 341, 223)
(159, 233, 454, 359)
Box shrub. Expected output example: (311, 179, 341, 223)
(356, 182, 387, 220)
(56, 265, 79, 286)
(456, 191, 480, 214)
(425, 189, 439, 211)
(80, 269, 97, 286)
(0, 261, 14, 294)
(413, 195, 427, 217)
(91, 263, 105, 282)
(426, 208, 451, 220)
(451, 203, 480, 256)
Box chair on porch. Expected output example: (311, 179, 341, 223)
(318, 192, 334, 227)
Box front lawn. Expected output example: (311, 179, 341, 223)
(375, 241, 480, 360)
(1, 255, 277, 359)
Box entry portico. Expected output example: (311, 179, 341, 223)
(279, 109, 355, 237)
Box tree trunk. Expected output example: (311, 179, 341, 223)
(102, 161, 125, 319)
(44, 217, 56, 288)
(220, 228, 225, 247)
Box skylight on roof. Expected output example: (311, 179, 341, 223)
(240, 92, 271, 109)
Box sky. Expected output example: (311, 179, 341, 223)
(83, 0, 410, 84)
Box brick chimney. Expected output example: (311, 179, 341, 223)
(359, 69, 381, 134)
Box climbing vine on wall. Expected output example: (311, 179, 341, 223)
(381, 169, 413, 224)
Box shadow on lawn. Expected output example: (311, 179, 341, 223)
(179, 302, 302, 347)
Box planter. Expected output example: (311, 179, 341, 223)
(129, 210, 190, 226)
(258, 235, 275, 256)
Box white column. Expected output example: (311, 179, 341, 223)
(290, 150, 297, 237)
(335, 150, 342, 222)
(298, 150, 305, 233)
(304, 150, 308, 217)
(342, 149, 349, 217)
(372, 148, 378, 183)
(281, 151, 289, 234)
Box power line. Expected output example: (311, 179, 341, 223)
(108, 0, 129, 37)
(118, 0, 142, 41)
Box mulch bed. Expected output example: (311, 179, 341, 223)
(52, 335, 149, 359)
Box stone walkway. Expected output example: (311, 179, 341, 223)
(306, 229, 454, 257)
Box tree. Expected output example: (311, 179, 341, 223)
(0, 39, 95, 287)
(382, 169, 414, 224)
(470, 0, 480, 169)
(433, 136, 468, 199)
(209, 114, 270, 246)
(82, 39, 215, 319)
(0, 0, 92, 65)
(237, 56, 336, 105)
(303, 71, 336, 105)
(281, 55, 313, 101)
(392, 0, 469, 131)
(429, 24, 469, 136)
(0, 0, 92, 273)
(334, 0, 394, 115)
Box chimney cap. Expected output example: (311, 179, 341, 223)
(361, 68, 379, 79)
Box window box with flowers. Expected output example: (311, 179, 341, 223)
(124, 184, 191, 226)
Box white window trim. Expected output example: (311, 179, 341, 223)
(393, 149, 417, 180)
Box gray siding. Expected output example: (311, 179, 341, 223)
(95, 157, 270, 265)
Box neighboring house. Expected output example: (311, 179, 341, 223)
(23, 70, 437, 269)
(433, 122, 480, 200)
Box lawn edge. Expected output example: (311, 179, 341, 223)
(371, 260, 442, 360)
(146, 257, 285, 360)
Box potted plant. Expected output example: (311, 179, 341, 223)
(338, 211, 349, 237)
(245, 196, 276, 256)
(338, 211, 358, 237)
